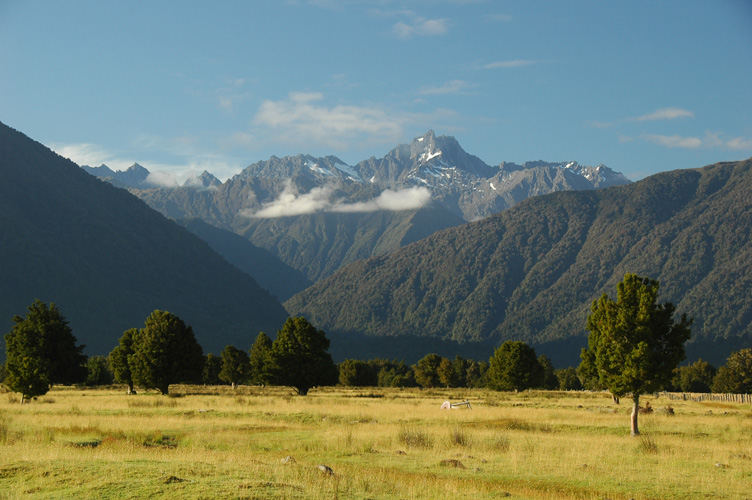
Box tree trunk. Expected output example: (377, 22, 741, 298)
(631, 394, 640, 436)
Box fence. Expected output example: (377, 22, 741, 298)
(657, 391, 752, 405)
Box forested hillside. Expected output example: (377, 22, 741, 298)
(0, 122, 288, 355)
(286, 159, 752, 365)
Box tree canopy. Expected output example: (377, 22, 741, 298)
(487, 341, 543, 391)
(219, 345, 250, 388)
(109, 328, 138, 394)
(248, 332, 273, 386)
(4, 300, 86, 402)
(582, 273, 691, 435)
(128, 310, 204, 395)
(268, 317, 337, 395)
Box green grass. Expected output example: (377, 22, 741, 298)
(0, 385, 751, 498)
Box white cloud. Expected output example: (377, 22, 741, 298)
(726, 136, 752, 150)
(145, 171, 182, 188)
(483, 59, 537, 69)
(393, 18, 448, 38)
(248, 182, 335, 218)
(253, 92, 404, 148)
(52, 142, 128, 170)
(643, 134, 702, 149)
(640, 131, 752, 151)
(418, 80, 473, 96)
(632, 107, 694, 122)
(332, 187, 431, 213)
(243, 182, 432, 218)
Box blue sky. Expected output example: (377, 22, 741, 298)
(1, 0, 751, 182)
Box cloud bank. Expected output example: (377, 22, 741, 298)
(393, 18, 448, 38)
(254, 92, 403, 149)
(632, 107, 694, 121)
(642, 132, 752, 150)
(244, 182, 432, 218)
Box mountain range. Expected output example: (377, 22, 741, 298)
(285, 159, 752, 366)
(9, 120, 746, 368)
(86, 130, 630, 286)
(0, 121, 287, 355)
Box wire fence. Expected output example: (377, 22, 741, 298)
(657, 391, 752, 405)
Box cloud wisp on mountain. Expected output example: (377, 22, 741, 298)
(243, 181, 432, 218)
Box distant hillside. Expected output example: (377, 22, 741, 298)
(0, 122, 288, 355)
(178, 218, 311, 301)
(286, 159, 752, 366)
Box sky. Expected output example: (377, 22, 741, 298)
(1, 0, 751, 182)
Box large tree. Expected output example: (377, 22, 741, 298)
(109, 328, 138, 394)
(7, 300, 86, 385)
(487, 341, 543, 391)
(413, 353, 444, 388)
(582, 274, 691, 435)
(268, 317, 337, 395)
(4, 300, 86, 401)
(128, 310, 204, 395)
(4, 317, 50, 402)
(219, 345, 250, 389)
(248, 332, 273, 386)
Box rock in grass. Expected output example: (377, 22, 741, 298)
(163, 475, 187, 484)
(317, 464, 335, 476)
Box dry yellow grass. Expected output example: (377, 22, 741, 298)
(0, 385, 750, 498)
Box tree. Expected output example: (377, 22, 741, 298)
(538, 355, 558, 390)
(109, 328, 138, 394)
(85, 356, 113, 386)
(576, 347, 603, 390)
(375, 360, 416, 387)
(555, 367, 583, 391)
(673, 359, 716, 393)
(248, 332, 273, 386)
(437, 357, 460, 387)
(202, 354, 222, 385)
(6, 300, 86, 387)
(268, 317, 338, 395)
(129, 310, 204, 395)
(582, 274, 691, 435)
(339, 359, 377, 386)
(465, 360, 488, 388)
(414, 353, 444, 388)
(4, 318, 50, 402)
(4, 300, 87, 402)
(219, 345, 250, 388)
(487, 341, 543, 391)
(712, 348, 752, 394)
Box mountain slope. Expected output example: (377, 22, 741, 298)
(119, 131, 629, 283)
(0, 122, 288, 355)
(285, 159, 752, 365)
(178, 218, 311, 301)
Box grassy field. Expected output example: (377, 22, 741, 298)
(0, 385, 750, 499)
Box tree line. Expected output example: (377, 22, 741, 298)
(3, 275, 752, 412)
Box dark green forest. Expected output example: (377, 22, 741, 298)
(0, 122, 287, 355)
(286, 159, 752, 366)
